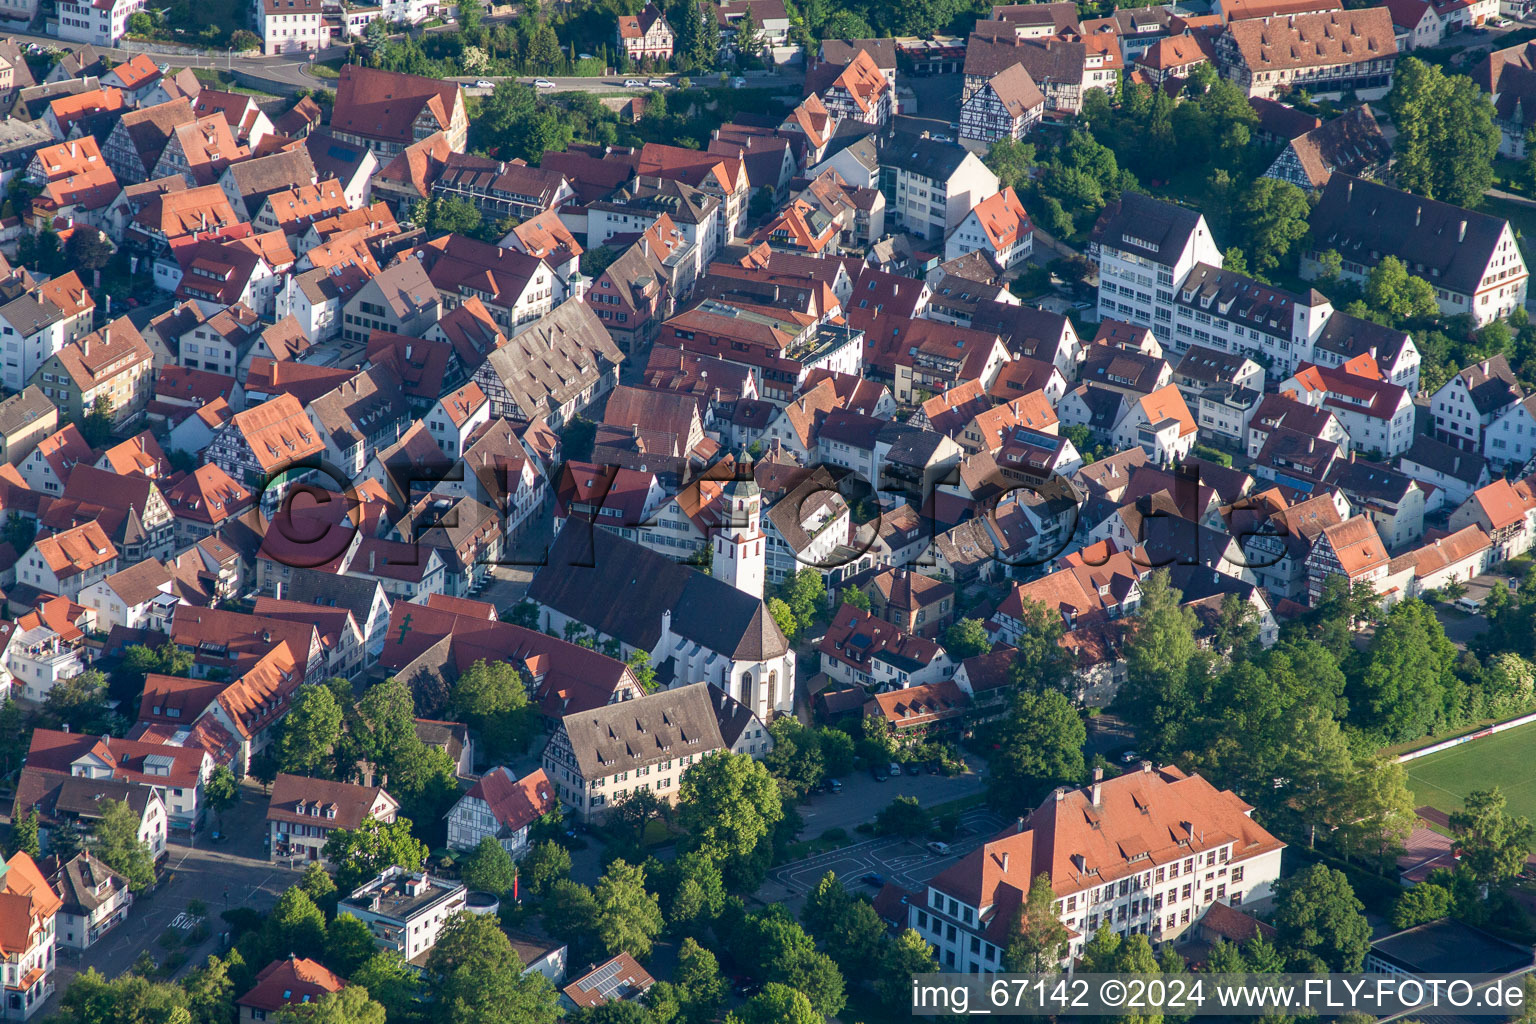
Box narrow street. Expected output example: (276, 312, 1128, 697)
(38, 785, 303, 1016)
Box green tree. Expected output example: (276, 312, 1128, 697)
(1271, 864, 1372, 972)
(185, 953, 239, 1024)
(89, 798, 154, 892)
(412, 195, 483, 238)
(349, 953, 421, 1024)
(276, 685, 343, 777)
(985, 137, 1037, 193)
(733, 7, 763, 64)
(943, 618, 992, 659)
(325, 914, 379, 977)
(877, 928, 937, 1012)
(1364, 255, 1440, 324)
(1008, 595, 1074, 693)
(1356, 598, 1459, 741)
(594, 858, 664, 959)
(1392, 881, 1454, 928)
(672, 937, 726, 1023)
(1387, 57, 1499, 207)
(767, 597, 797, 642)
(275, 984, 387, 1024)
(126, 10, 152, 32)
(6, 810, 38, 859)
(204, 764, 239, 833)
(666, 850, 726, 935)
(764, 718, 825, 796)
(521, 839, 570, 896)
(65, 228, 113, 274)
(53, 969, 190, 1024)
(447, 659, 530, 756)
(1449, 787, 1536, 890)
(462, 836, 518, 895)
(79, 395, 114, 447)
(424, 913, 560, 1024)
(1315, 247, 1344, 282)
(298, 862, 337, 915)
(263, 887, 328, 962)
(676, 752, 783, 890)
(525, 22, 561, 70)
(727, 984, 818, 1024)
(781, 568, 826, 636)
(321, 816, 428, 891)
(989, 688, 1085, 816)
(1004, 873, 1070, 971)
(875, 795, 930, 838)
(837, 586, 871, 612)
(44, 669, 112, 733)
(624, 651, 657, 692)
(542, 879, 601, 963)
(801, 872, 884, 975)
(1237, 177, 1310, 275)
(1122, 570, 1200, 755)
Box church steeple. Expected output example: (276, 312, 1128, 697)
(714, 447, 765, 600)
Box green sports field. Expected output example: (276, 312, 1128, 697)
(1402, 720, 1536, 820)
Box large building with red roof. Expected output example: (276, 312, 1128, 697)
(911, 763, 1284, 972)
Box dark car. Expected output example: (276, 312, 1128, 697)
(926, 762, 940, 774)
(861, 873, 885, 887)
(871, 765, 888, 781)
(906, 763, 921, 776)
(827, 778, 843, 793)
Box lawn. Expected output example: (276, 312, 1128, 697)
(1402, 720, 1536, 819)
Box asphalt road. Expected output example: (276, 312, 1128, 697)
(763, 806, 1005, 914)
(40, 784, 303, 1014)
(451, 70, 803, 96)
(2, 29, 327, 90)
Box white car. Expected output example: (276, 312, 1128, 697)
(624, 78, 646, 87)
(473, 79, 494, 89)
(647, 78, 670, 87)
(534, 79, 556, 89)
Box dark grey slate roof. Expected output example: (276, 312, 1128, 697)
(529, 524, 788, 662)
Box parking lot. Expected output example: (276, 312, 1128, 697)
(765, 807, 1006, 902)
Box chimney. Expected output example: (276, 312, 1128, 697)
(81, 335, 88, 357)
(274, 581, 283, 600)
(1001, 851, 1010, 872)
(370, 550, 377, 572)
(1415, 206, 1422, 227)
(1459, 220, 1467, 243)
(1140, 759, 1153, 773)
(1346, 179, 1353, 201)
(1071, 853, 1087, 872)
(1091, 765, 1103, 805)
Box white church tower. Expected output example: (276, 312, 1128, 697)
(714, 448, 765, 600)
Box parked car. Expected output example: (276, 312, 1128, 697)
(647, 78, 670, 87)
(473, 79, 494, 88)
(926, 841, 951, 856)
(534, 79, 556, 88)
(888, 761, 903, 777)
(1456, 596, 1485, 613)
(861, 873, 885, 887)
(624, 78, 646, 87)
(730, 76, 746, 88)
(871, 765, 888, 782)
(1120, 750, 1141, 764)
(827, 778, 842, 793)
(906, 763, 921, 776)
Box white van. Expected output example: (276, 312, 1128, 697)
(1456, 596, 1484, 613)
